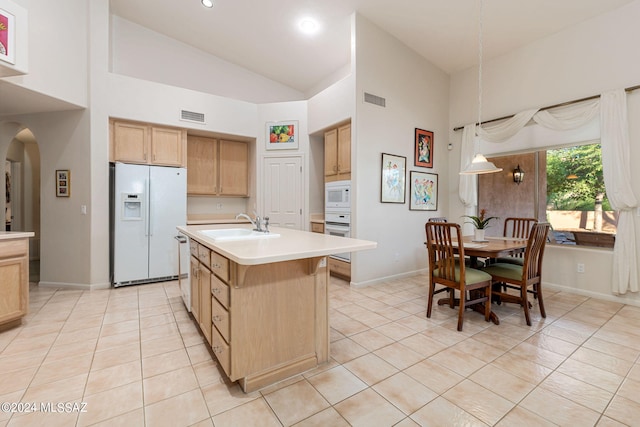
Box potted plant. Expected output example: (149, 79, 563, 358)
(463, 209, 498, 242)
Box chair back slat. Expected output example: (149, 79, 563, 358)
(522, 223, 550, 281)
(504, 217, 538, 259)
(426, 222, 464, 284)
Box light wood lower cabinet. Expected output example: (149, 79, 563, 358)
(0, 236, 31, 330)
(189, 240, 329, 393)
(329, 257, 351, 280)
(311, 222, 324, 234)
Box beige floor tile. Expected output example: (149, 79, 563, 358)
(603, 395, 640, 426)
(263, 379, 330, 426)
(85, 360, 142, 396)
(492, 352, 553, 384)
(410, 396, 488, 427)
(201, 380, 260, 417)
(140, 335, 184, 358)
(77, 381, 143, 427)
(398, 332, 448, 357)
(21, 372, 86, 403)
(330, 317, 369, 337)
(31, 352, 93, 386)
(142, 347, 191, 378)
(186, 343, 214, 365)
(292, 407, 350, 427)
(444, 379, 515, 425)
(2, 332, 57, 356)
(372, 372, 437, 414)
(373, 342, 424, 370)
(469, 364, 537, 404)
(596, 416, 629, 427)
(212, 397, 279, 427)
(495, 406, 557, 427)
(6, 408, 79, 427)
(0, 351, 45, 375)
(343, 353, 398, 386)
(348, 329, 395, 352)
(330, 338, 369, 364)
(583, 336, 640, 362)
(99, 318, 140, 338)
(617, 377, 640, 405)
(0, 389, 27, 422)
(428, 346, 487, 377)
(139, 312, 177, 329)
(539, 371, 613, 413)
(404, 358, 464, 394)
(334, 388, 405, 427)
(143, 365, 199, 405)
(102, 309, 139, 325)
(525, 332, 578, 356)
(306, 366, 367, 405)
(569, 346, 633, 377)
(140, 322, 180, 342)
(45, 338, 97, 362)
(193, 359, 224, 387)
(87, 408, 144, 427)
(145, 388, 210, 427)
(95, 329, 140, 352)
(520, 387, 600, 426)
(557, 358, 624, 393)
(375, 321, 418, 341)
(55, 326, 101, 346)
(90, 342, 141, 371)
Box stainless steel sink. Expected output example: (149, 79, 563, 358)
(199, 228, 280, 242)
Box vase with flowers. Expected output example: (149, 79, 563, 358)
(463, 209, 498, 242)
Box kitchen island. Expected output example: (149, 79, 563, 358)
(0, 232, 34, 331)
(177, 224, 376, 392)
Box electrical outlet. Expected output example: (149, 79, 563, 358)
(216, 203, 223, 210)
(577, 263, 585, 273)
(394, 252, 400, 262)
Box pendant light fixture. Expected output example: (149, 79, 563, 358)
(460, 0, 502, 175)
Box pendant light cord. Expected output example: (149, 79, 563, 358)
(477, 0, 483, 136)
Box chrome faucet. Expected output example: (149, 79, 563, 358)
(235, 212, 269, 233)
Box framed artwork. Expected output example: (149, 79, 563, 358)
(414, 128, 434, 168)
(381, 153, 406, 203)
(0, 8, 15, 64)
(409, 171, 438, 211)
(266, 121, 298, 150)
(56, 170, 70, 197)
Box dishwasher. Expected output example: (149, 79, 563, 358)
(175, 233, 191, 311)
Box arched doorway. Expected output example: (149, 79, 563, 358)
(3, 126, 41, 282)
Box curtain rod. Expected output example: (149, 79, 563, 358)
(452, 84, 640, 132)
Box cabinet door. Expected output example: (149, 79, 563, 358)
(199, 266, 212, 345)
(219, 140, 248, 196)
(113, 121, 149, 164)
(151, 127, 183, 167)
(190, 256, 200, 323)
(0, 255, 28, 324)
(337, 124, 351, 175)
(324, 128, 338, 177)
(187, 136, 218, 195)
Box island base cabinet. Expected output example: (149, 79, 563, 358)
(221, 256, 329, 393)
(0, 238, 29, 329)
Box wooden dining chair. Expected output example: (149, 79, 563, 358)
(496, 217, 538, 265)
(482, 222, 550, 326)
(425, 222, 492, 331)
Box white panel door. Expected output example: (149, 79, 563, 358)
(263, 156, 303, 229)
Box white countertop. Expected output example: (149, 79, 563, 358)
(0, 231, 35, 240)
(178, 224, 376, 266)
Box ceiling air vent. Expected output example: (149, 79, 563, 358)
(363, 92, 386, 107)
(180, 110, 205, 124)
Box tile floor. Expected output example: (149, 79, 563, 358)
(1, 274, 640, 426)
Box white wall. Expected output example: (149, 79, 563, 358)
(5, 0, 87, 107)
(351, 14, 450, 286)
(448, 0, 640, 303)
(110, 16, 305, 104)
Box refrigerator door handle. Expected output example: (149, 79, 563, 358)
(146, 177, 152, 237)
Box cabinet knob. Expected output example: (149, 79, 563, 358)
(212, 287, 220, 294)
(213, 346, 223, 354)
(213, 315, 222, 322)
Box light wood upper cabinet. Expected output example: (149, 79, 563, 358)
(187, 136, 248, 196)
(219, 140, 248, 196)
(187, 136, 218, 195)
(111, 120, 186, 167)
(324, 123, 351, 182)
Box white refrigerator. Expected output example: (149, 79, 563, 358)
(111, 162, 187, 287)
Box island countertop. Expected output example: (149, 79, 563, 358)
(178, 224, 376, 266)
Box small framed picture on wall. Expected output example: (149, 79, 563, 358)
(414, 128, 434, 168)
(56, 170, 70, 197)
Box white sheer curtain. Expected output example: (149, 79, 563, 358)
(600, 89, 638, 294)
(458, 88, 638, 294)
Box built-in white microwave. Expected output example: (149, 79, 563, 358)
(325, 180, 351, 211)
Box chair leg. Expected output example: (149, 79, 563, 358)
(457, 288, 465, 331)
(484, 284, 491, 322)
(521, 285, 531, 326)
(426, 282, 435, 318)
(535, 283, 546, 318)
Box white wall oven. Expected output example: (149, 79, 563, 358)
(325, 181, 351, 262)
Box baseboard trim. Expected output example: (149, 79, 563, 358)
(543, 281, 640, 308)
(350, 268, 429, 288)
(38, 281, 111, 290)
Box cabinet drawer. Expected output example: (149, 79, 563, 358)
(210, 251, 229, 282)
(211, 325, 231, 377)
(189, 240, 198, 257)
(197, 245, 211, 265)
(311, 222, 324, 234)
(211, 274, 229, 308)
(212, 296, 230, 343)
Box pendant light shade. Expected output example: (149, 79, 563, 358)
(460, 153, 503, 175)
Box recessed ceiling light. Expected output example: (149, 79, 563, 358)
(201, 0, 213, 8)
(298, 18, 319, 35)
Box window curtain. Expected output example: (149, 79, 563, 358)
(458, 88, 637, 294)
(600, 89, 638, 294)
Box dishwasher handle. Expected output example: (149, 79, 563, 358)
(175, 235, 188, 244)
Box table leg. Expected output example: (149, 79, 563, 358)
(437, 293, 500, 325)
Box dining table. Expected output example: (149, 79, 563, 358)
(440, 235, 529, 325)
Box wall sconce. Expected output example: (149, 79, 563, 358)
(513, 164, 524, 184)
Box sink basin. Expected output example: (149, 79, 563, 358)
(200, 228, 280, 242)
